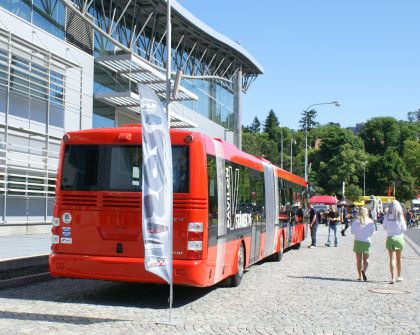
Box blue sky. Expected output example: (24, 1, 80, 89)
(177, 0, 420, 129)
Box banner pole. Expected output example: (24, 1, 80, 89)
(166, 0, 174, 325)
(169, 281, 173, 322)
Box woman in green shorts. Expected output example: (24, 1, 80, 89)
(383, 200, 407, 284)
(351, 207, 375, 281)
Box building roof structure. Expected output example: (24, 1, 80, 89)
(63, 0, 263, 91)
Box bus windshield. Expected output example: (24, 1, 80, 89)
(60, 144, 189, 193)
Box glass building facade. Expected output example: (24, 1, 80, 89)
(0, 0, 261, 233)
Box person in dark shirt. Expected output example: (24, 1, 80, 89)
(308, 204, 319, 248)
(341, 206, 350, 236)
(325, 205, 340, 247)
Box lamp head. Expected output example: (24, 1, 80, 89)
(332, 101, 341, 107)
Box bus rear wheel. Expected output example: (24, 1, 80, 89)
(230, 243, 245, 287)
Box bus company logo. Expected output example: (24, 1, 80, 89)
(144, 237, 163, 249)
(146, 256, 168, 267)
(146, 222, 168, 233)
(140, 99, 156, 111)
(60, 237, 72, 244)
(62, 212, 72, 224)
(225, 167, 232, 229)
(234, 213, 252, 229)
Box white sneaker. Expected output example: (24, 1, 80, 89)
(397, 277, 403, 282)
(308, 245, 316, 249)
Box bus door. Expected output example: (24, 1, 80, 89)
(263, 163, 278, 257)
(249, 169, 265, 263)
(210, 139, 227, 284)
(250, 218, 261, 263)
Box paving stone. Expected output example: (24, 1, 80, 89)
(0, 225, 419, 334)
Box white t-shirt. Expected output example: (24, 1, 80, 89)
(351, 219, 375, 242)
(383, 216, 407, 237)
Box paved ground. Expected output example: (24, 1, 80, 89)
(0, 225, 419, 335)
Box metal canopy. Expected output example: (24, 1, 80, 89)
(95, 53, 198, 101)
(63, 0, 262, 91)
(94, 91, 197, 128)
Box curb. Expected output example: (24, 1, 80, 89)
(0, 254, 49, 272)
(0, 273, 52, 291)
(405, 234, 420, 257)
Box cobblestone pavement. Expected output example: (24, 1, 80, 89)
(0, 225, 419, 335)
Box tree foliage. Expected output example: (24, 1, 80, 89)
(263, 109, 279, 141)
(244, 117, 261, 133)
(242, 111, 419, 201)
(360, 117, 400, 155)
(299, 109, 318, 131)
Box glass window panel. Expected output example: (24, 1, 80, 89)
(0, 0, 31, 21)
(61, 145, 189, 193)
(30, 97, 47, 124)
(9, 91, 29, 119)
(207, 155, 218, 225)
(49, 102, 64, 127)
(0, 87, 6, 114)
(33, 0, 65, 40)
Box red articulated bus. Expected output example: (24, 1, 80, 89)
(49, 126, 308, 287)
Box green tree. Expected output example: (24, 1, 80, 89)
(263, 109, 279, 141)
(402, 139, 420, 185)
(407, 109, 420, 122)
(345, 184, 363, 202)
(310, 125, 367, 194)
(299, 109, 318, 131)
(242, 132, 279, 165)
(395, 175, 417, 201)
(248, 117, 261, 133)
(360, 117, 400, 155)
(366, 149, 409, 196)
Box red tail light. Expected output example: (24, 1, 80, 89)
(187, 222, 203, 259)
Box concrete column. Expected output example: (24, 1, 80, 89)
(233, 67, 242, 150)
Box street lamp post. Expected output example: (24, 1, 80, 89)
(362, 161, 368, 196)
(304, 101, 340, 181)
(290, 139, 296, 173)
(280, 124, 284, 169)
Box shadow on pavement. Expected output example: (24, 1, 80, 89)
(287, 275, 388, 284)
(0, 278, 216, 309)
(0, 310, 127, 325)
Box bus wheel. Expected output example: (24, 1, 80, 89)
(231, 243, 245, 287)
(272, 238, 284, 262)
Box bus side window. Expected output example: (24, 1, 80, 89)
(278, 179, 287, 216)
(207, 155, 218, 225)
(238, 165, 252, 214)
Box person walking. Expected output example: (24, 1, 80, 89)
(351, 207, 375, 281)
(383, 200, 407, 284)
(308, 204, 319, 248)
(341, 206, 350, 236)
(325, 205, 340, 247)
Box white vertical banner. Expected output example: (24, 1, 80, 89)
(139, 83, 173, 285)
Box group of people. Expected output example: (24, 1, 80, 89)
(308, 200, 407, 284)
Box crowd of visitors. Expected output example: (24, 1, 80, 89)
(308, 199, 408, 284)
